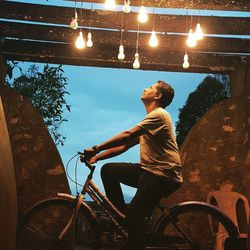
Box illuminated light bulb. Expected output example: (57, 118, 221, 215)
(70, 12, 78, 29)
(105, 0, 116, 10)
(195, 23, 204, 40)
(87, 32, 93, 47)
(183, 53, 190, 69)
(149, 31, 158, 47)
(133, 53, 140, 69)
(138, 6, 148, 23)
(123, 0, 131, 13)
(75, 31, 85, 49)
(118, 45, 125, 60)
(186, 29, 197, 47)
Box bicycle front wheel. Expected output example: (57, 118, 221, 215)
(152, 201, 239, 250)
(16, 197, 100, 250)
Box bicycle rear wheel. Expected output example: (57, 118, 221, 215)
(151, 201, 239, 250)
(16, 197, 100, 250)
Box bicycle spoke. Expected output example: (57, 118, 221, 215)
(24, 224, 57, 241)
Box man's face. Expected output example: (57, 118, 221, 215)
(141, 83, 159, 102)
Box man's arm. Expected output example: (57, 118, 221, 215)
(84, 125, 147, 161)
(90, 137, 139, 163)
(95, 125, 146, 151)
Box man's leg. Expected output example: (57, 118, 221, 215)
(125, 171, 181, 250)
(101, 162, 141, 213)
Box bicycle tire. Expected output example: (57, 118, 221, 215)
(16, 197, 101, 250)
(151, 201, 240, 250)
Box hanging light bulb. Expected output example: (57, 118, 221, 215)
(195, 23, 204, 40)
(87, 32, 93, 47)
(149, 31, 158, 47)
(133, 53, 140, 69)
(75, 31, 85, 49)
(183, 52, 190, 69)
(186, 29, 197, 47)
(118, 45, 125, 60)
(138, 6, 148, 23)
(123, 0, 131, 13)
(105, 0, 116, 10)
(70, 11, 78, 29)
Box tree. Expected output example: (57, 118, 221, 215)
(175, 75, 230, 147)
(6, 62, 71, 146)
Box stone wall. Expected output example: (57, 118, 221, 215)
(0, 84, 70, 218)
(162, 97, 249, 205)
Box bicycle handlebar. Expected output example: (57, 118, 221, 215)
(77, 152, 95, 173)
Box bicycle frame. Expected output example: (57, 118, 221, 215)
(59, 155, 128, 240)
(84, 176, 127, 237)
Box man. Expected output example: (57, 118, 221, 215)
(83, 80, 183, 250)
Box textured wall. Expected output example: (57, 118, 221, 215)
(157, 97, 250, 247)
(163, 97, 249, 205)
(0, 84, 70, 218)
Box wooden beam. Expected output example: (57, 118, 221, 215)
(64, 0, 250, 12)
(0, 2, 250, 35)
(1, 39, 246, 74)
(1, 21, 250, 54)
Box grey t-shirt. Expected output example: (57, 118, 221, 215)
(137, 107, 183, 183)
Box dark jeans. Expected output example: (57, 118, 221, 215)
(101, 162, 181, 250)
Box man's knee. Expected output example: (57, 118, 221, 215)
(100, 163, 114, 179)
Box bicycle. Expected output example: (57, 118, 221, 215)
(16, 152, 241, 250)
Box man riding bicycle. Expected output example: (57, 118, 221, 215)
(83, 80, 183, 250)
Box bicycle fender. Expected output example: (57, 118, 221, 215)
(157, 201, 239, 239)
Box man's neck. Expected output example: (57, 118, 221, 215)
(145, 103, 160, 114)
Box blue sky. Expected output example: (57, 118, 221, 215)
(12, 61, 208, 199)
(56, 65, 207, 198)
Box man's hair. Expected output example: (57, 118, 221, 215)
(156, 80, 174, 108)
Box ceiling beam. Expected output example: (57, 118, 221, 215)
(0, 2, 250, 35)
(1, 21, 250, 54)
(64, 0, 250, 12)
(1, 39, 246, 74)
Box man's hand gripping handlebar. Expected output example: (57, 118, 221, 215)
(78, 152, 95, 173)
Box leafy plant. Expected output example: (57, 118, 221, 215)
(6, 62, 71, 146)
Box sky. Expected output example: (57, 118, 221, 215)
(13, 62, 207, 200)
(56, 66, 207, 199)
(7, 0, 249, 201)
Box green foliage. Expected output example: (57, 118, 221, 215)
(175, 75, 230, 148)
(6, 62, 70, 146)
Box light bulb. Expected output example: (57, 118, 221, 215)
(87, 32, 93, 47)
(70, 12, 78, 29)
(75, 31, 85, 49)
(186, 29, 197, 48)
(149, 31, 158, 47)
(183, 53, 190, 69)
(105, 0, 116, 10)
(133, 53, 140, 69)
(195, 23, 204, 40)
(138, 6, 148, 23)
(123, 0, 131, 13)
(118, 45, 125, 60)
